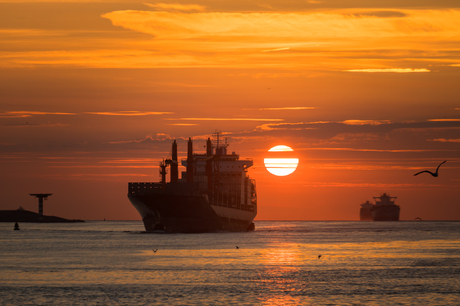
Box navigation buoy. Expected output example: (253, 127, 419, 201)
(14, 222, 20, 230)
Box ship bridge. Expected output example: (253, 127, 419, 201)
(373, 193, 397, 206)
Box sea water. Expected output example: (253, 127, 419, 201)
(0, 221, 459, 305)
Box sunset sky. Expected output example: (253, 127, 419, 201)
(1, 0, 459, 221)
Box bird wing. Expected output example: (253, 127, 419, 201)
(436, 160, 447, 172)
(414, 170, 433, 176)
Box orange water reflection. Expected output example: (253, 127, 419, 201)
(257, 245, 305, 305)
(260, 246, 301, 265)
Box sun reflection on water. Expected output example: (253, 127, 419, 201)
(1, 222, 459, 305)
(260, 246, 300, 265)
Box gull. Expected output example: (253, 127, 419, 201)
(152, 249, 158, 253)
(414, 160, 447, 177)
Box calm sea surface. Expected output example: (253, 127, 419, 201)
(1, 221, 459, 305)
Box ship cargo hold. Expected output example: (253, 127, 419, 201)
(128, 133, 257, 232)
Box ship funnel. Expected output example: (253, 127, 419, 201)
(187, 138, 194, 183)
(206, 137, 212, 157)
(170, 140, 178, 183)
(206, 137, 213, 191)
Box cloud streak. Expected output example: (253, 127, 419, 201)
(298, 182, 443, 188)
(262, 47, 290, 52)
(0, 111, 76, 118)
(143, 3, 206, 11)
(259, 107, 317, 111)
(428, 119, 460, 122)
(108, 134, 172, 144)
(167, 117, 284, 122)
(430, 138, 460, 143)
(85, 111, 173, 116)
(299, 148, 440, 153)
(345, 68, 430, 73)
(342, 120, 392, 125)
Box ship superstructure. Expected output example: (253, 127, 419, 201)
(128, 132, 257, 232)
(372, 193, 400, 221)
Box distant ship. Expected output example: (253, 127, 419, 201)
(359, 200, 374, 221)
(359, 193, 400, 221)
(128, 132, 257, 232)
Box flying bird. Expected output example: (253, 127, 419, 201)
(236, 246, 239, 249)
(318, 255, 321, 259)
(152, 249, 158, 253)
(413, 160, 447, 177)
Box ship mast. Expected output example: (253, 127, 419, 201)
(159, 160, 167, 189)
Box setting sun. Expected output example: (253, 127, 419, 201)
(264, 145, 299, 176)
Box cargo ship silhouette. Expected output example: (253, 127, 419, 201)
(360, 193, 400, 221)
(128, 132, 257, 232)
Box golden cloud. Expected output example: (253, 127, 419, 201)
(97, 8, 460, 69)
(102, 9, 460, 40)
(2, 8, 460, 69)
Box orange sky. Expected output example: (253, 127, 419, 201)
(1, 0, 459, 220)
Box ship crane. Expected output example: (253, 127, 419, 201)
(29, 193, 52, 217)
(159, 160, 168, 189)
(159, 140, 179, 189)
(160, 159, 178, 188)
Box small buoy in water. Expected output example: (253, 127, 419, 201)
(14, 222, 20, 230)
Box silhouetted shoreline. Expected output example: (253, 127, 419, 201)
(0, 209, 84, 223)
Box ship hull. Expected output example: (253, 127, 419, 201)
(372, 205, 400, 221)
(129, 193, 256, 233)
